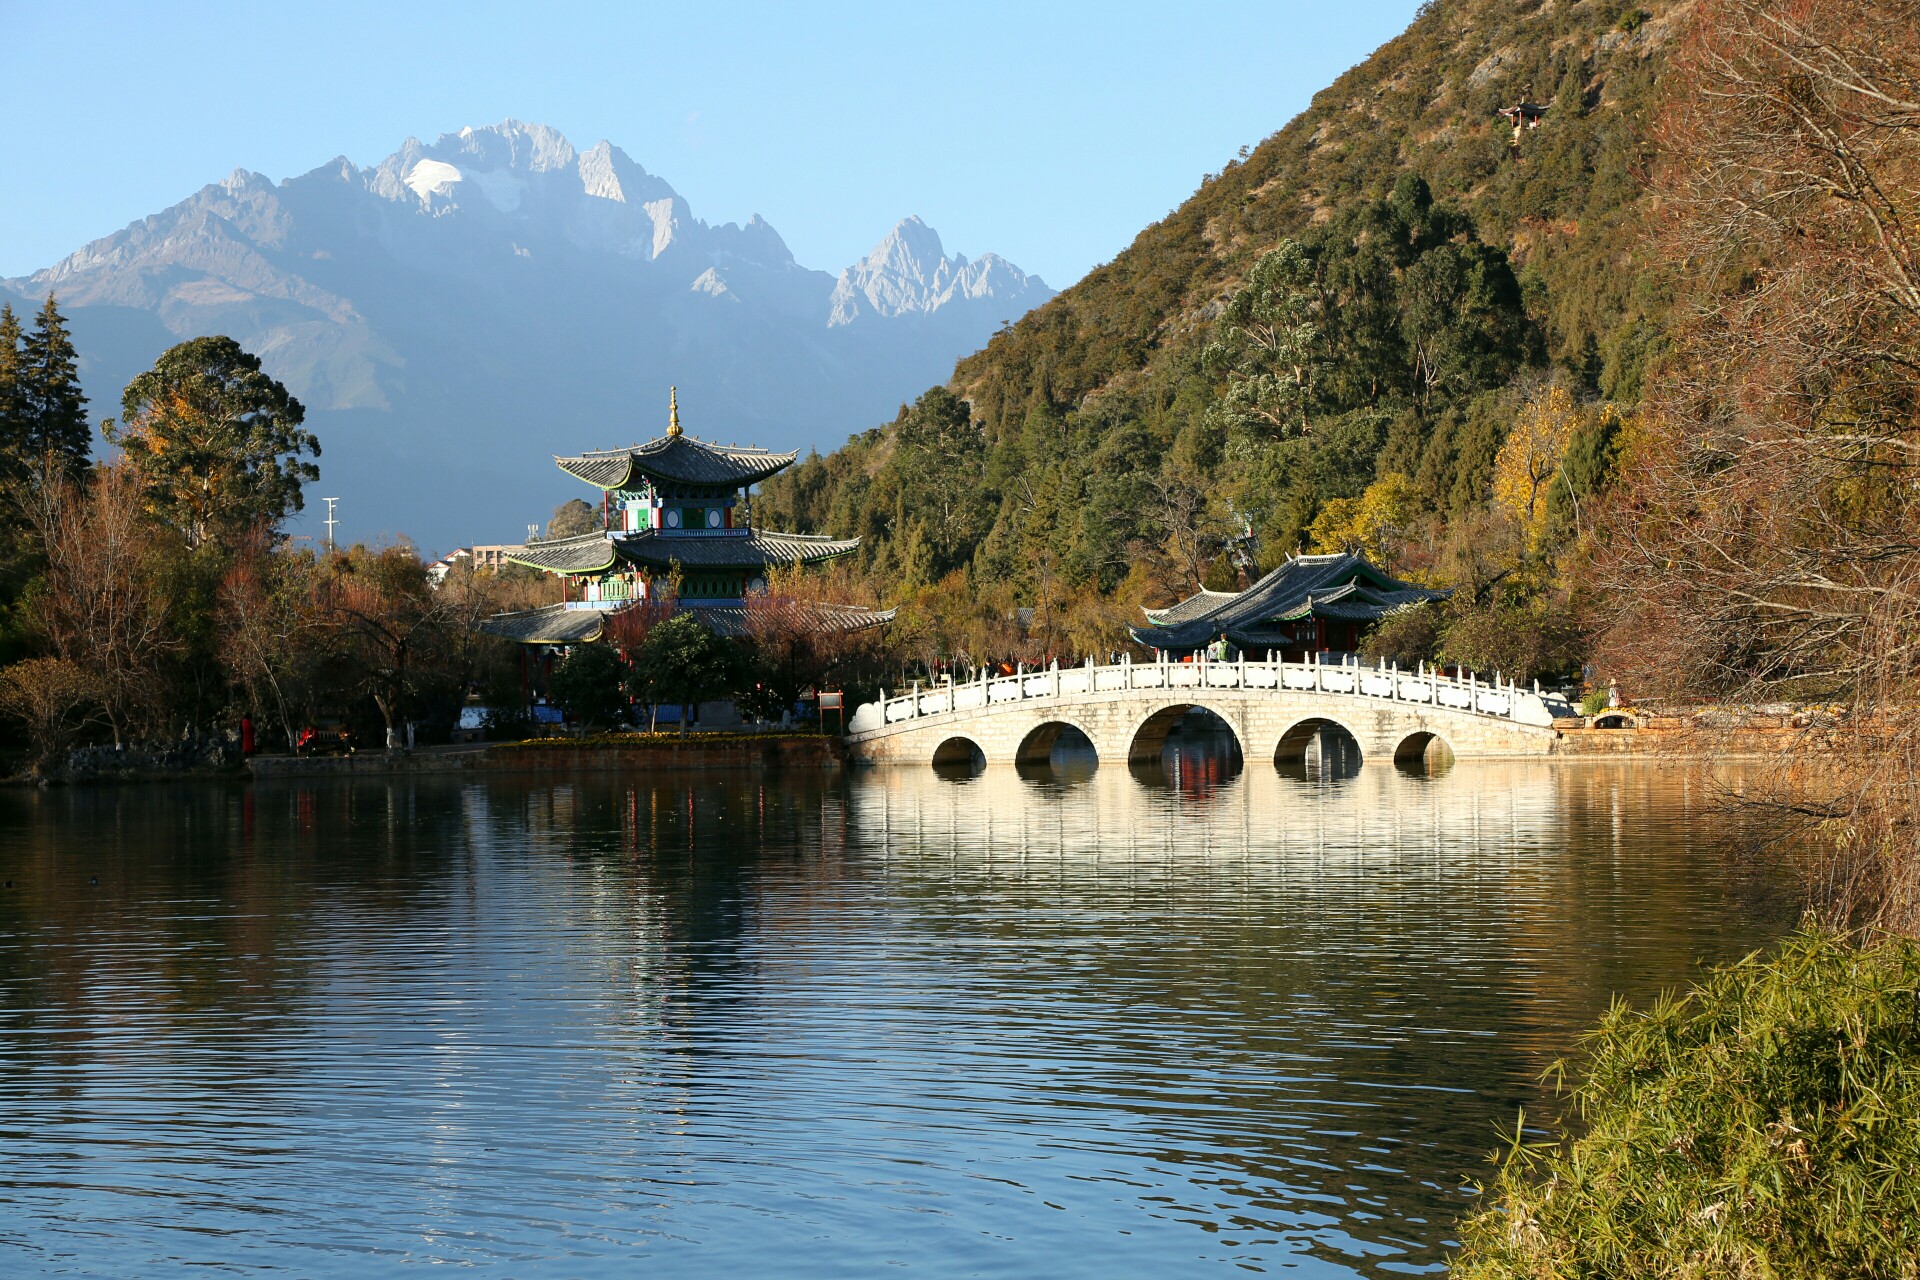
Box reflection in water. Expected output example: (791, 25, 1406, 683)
(1132, 706, 1245, 794)
(1015, 722, 1099, 786)
(0, 762, 1794, 1277)
(1275, 718, 1365, 781)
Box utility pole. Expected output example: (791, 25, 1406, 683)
(322, 497, 340, 549)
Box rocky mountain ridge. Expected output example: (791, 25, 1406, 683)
(4, 120, 1053, 547)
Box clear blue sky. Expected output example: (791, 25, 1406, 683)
(0, 0, 1422, 286)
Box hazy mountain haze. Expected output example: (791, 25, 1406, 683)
(2, 122, 1053, 549)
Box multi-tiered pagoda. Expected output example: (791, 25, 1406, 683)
(479, 390, 891, 646)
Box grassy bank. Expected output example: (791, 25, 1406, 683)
(1453, 927, 1920, 1278)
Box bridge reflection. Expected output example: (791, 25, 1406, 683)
(0, 763, 1794, 1279)
(852, 753, 1577, 866)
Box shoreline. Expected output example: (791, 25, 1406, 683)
(246, 733, 849, 780)
(4, 725, 1801, 787)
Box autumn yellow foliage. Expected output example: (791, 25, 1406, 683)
(1307, 472, 1421, 567)
(1492, 384, 1581, 545)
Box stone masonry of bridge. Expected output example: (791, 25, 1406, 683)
(846, 659, 1569, 767)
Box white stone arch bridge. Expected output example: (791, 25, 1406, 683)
(845, 657, 1571, 768)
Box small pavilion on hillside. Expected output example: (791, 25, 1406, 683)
(1131, 552, 1447, 661)
(479, 389, 893, 647)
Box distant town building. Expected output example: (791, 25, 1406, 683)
(427, 543, 522, 586)
(478, 388, 892, 646)
(469, 544, 518, 571)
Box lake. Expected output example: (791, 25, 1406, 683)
(0, 754, 1796, 1277)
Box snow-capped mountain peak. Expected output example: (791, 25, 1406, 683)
(1, 122, 1056, 545)
(830, 216, 1048, 325)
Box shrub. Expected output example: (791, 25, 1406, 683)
(547, 644, 628, 728)
(623, 614, 743, 735)
(1454, 926, 1920, 1279)
(0, 657, 97, 773)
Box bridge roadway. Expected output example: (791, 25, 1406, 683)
(845, 657, 1572, 768)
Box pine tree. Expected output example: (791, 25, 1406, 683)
(16, 295, 91, 481)
(107, 335, 318, 550)
(0, 304, 25, 484)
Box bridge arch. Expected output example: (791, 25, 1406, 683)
(1014, 719, 1099, 770)
(1126, 703, 1244, 766)
(930, 734, 987, 772)
(1274, 716, 1364, 774)
(1393, 730, 1454, 773)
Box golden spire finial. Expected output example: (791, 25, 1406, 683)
(668, 386, 681, 437)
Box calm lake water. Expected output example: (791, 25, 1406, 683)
(0, 753, 1796, 1277)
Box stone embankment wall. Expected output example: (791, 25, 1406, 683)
(250, 736, 845, 780)
(1552, 725, 1806, 758)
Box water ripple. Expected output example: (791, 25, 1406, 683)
(0, 762, 1795, 1277)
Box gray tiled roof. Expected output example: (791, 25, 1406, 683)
(684, 601, 897, 638)
(1142, 589, 1238, 625)
(477, 603, 620, 644)
(474, 600, 892, 645)
(1131, 552, 1448, 650)
(556, 434, 799, 490)
(504, 533, 618, 574)
(613, 528, 860, 570)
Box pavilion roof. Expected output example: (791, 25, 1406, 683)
(612, 528, 860, 571)
(556, 434, 799, 491)
(472, 599, 892, 646)
(476, 602, 623, 645)
(682, 600, 897, 638)
(1131, 552, 1447, 649)
(500, 527, 862, 577)
(504, 532, 619, 575)
(1141, 589, 1238, 626)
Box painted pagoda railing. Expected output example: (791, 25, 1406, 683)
(856, 655, 1567, 732)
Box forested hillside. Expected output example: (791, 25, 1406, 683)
(760, 0, 1685, 676)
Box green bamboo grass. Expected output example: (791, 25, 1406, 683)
(1454, 926, 1920, 1279)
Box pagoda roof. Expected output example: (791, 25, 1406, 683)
(612, 528, 860, 571)
(474, 599, 892, 646)
(477, 602, 624, 645)
(682, 600, 897, 638)
(556, 434, 799, 490)
(1141, 589, 1238, 626)
(501, 527, 862, 576)
(503, 532, 619, 575)
(1132, 552, 1447, 650)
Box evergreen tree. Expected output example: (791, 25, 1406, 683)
(624, 614, 742, 735)
(545, 498, 599, 539)
(548, 643, 627, 727)
(0, 305, 31, 488)
(14, 296, 91, 482)
(1202, 239, 1323, 439)
(107, 336, 318, 550)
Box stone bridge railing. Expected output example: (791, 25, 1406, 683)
(848, 657, 1569, 735)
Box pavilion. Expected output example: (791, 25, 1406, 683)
(1130, 552, 1447, 661)
(478, 389, 893, 646)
